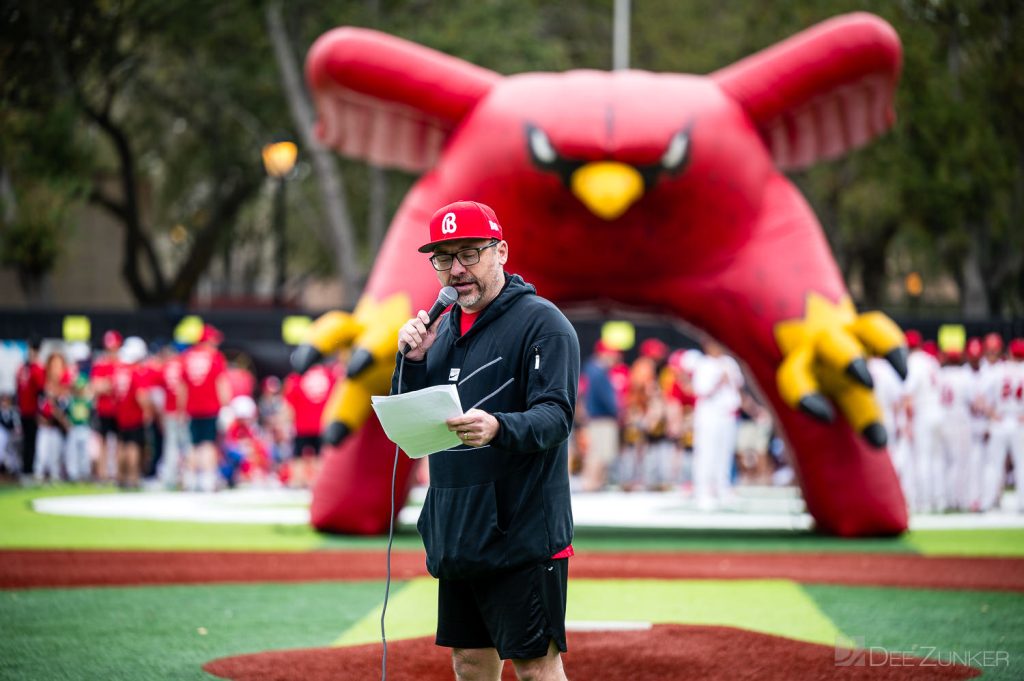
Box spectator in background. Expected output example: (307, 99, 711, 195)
(35, 350, 72, 483)
(580, 340, 621, 492)
(65, 377, 93, 482)
(90, 330, 123, 482)
(221, 395, 272, 487)
(157, 344, 189, 489)
(691, 339, 743, 510)
(179, 324, 229, 493)
(114, 337, 150, 489)
(0, 393, 19, 477)
(15, 336, 44, 479)
(283, 363, 337, 488)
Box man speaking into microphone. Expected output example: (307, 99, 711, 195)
(395, 200, 580, 681)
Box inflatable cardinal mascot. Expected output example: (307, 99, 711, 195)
(295, 12, 909, 537)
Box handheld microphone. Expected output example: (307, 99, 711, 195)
(400, 286, 458, 355)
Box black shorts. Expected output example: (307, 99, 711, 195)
(436, 558, 568, 660)
(119, 426, 145, 446)
(294, 434, 322, 457)
(189, 417, 218, 445)
(98, 416, 119, 437)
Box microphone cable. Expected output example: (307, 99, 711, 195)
(380, 351, 405, 681)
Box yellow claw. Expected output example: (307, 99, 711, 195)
(777, 343, 819, 410)
(773, 292, 893, 439)
(307, 311, 363, 356)
(310, 292, 413, 435)
(851, 311, 905, 357)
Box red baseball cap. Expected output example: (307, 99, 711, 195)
(594, 339, 621, 356)
(103, 330, 123, 351)
(984, 332, 1004, 353)
(419, 200, 504, 253)
(904, 329, 922, 350)
(1010, 339, 1024, 359)
(200, 324, 223, 345)
(639, 338, 669, 361)
(966, 338, 983, 360)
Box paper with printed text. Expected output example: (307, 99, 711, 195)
(371, 384, 464, 458)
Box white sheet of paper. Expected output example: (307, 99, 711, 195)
(371, 384, 464, 458)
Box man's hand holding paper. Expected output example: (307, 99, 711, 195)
(446, 408, 499, 448)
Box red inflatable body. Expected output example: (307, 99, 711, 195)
(304, 13, 909, 536)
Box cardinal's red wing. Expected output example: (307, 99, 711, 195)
(306, 28, 501, 172)
(712, 12, 901, 170)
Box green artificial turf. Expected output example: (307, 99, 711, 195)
(804, 584, 1024, 681)
(0, 580, 394, 681)
(4, 484, 1024, 556)
(0, 485, 423, 551)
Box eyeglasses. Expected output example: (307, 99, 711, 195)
(429, 240, 499, 271)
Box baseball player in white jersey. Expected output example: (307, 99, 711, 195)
(870, 356, 912, 507)
(691, 340, 743, 511)
(901, 334, 944, 512)
(983, 339, 1024, 512)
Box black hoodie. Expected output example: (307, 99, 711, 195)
(392, 273, 580, 579)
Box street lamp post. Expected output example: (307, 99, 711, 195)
(262, 141, 298, 305)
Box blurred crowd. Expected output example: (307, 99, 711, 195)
(1, 326, 341, 492)
(571, 332, 1024, 514)
(873, 332, 1024, 514)
(573, 337, 782, 510)
(4, 325, 1022, 515)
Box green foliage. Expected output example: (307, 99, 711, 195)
(0, 0, 1019, 313)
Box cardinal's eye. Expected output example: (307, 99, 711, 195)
(661, 129, 690, 173)
(526, 124, 558, 166)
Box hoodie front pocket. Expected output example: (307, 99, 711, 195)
(418, 481, 508, 579)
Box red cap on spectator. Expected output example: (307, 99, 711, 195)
(984, 332, 1004, 354)
(639, 338, 669, 361)
(594, 339, 621, 356)
(103, 330, 123, 351)
(419, 201, 503, 253)
(922, 341, 940, 358)
(965, 338, 983, 360)
(1010, 339, 1024, 359)
(261, 376, 281, 393)
(200, 324, 223, 345)
(942, 348, 963, 364)
(904, 329, 922, 350)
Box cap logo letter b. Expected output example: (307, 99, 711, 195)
(441, 213, 457, 234)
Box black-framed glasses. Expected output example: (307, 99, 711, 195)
(429, 240, 499, 271)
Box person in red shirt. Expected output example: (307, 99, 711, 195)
(90, 330, 123, 482)
(283, 363, 337, 487)
(114, 337, 150, 489)
(15, 336, 45, 477)
(178, 324, 230, 492)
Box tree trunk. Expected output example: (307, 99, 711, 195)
(265, 1, 360, 308)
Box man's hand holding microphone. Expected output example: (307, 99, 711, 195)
(397, 285, 498, 447)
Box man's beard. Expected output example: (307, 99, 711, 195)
(449, 274, 484, 309)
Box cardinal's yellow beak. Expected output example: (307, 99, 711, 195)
(570, 161, 645, 221)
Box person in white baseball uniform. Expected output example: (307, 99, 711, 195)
(869, 355, 911, 507)
(983, 339, 1024, 512)
(936, 349, 976, 512)
(901, 333, 944, 513)
(960, 340, 990, 511)
(691, 339, 743, 511)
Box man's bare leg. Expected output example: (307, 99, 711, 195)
(511, 640, 567, 681)
(452, 647, 502, 681)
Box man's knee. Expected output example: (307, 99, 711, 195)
(452, 647, 501, 681)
